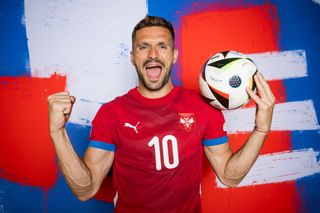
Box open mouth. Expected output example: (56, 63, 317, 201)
(145, 62, 163, 80)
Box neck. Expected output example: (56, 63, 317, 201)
(138, 81, 174, 99)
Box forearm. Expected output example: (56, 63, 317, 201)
(224, 130, 268, 185)
(50, 128, 93, 200)
(207, 72, 275, 187)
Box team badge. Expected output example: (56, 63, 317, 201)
(179, 113, 196, 132)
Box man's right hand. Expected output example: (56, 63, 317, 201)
(48, 91, 76, 134)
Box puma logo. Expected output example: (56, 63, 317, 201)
(124, 122, 140, 134)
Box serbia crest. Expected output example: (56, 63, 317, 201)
(179, 113, 196, 132)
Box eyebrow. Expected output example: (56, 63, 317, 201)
(137, 42, 150, 46)
(136, 41, 172, 47)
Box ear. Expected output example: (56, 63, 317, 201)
(130, 51, 134, 65)
(173, 49, 179, 64)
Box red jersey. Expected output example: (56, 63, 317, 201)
(89, 86, 227, 213)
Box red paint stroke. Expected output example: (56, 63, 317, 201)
(0, 73, 66, 190)
(228, 131, 293, 155)
(179, 3, 301, 212)
(202, 158, 300, 212)
(180, 4, 279, 92)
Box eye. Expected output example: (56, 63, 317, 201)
(139, 45, 147, 50)
(159, 44, 167, 49)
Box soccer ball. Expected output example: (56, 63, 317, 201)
(199, 50, 257, 110)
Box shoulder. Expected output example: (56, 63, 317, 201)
(178, 86, 223, 115)
(104, 88, 135, 105)
(178, 87, 213, 106)
(97, 88, 134, 114)
(176, 87, 199, 101)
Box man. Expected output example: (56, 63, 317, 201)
(48, 16, 275, 212)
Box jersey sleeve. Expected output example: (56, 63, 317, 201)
(202, 106, 228, 147)
(88, 104, 116, 152)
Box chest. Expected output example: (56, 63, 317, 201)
(111, 103, 205, 171)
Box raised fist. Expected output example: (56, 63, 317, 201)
(48, 91, 76, 134)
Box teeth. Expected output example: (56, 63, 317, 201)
(145, 61, 162, 69)
(146, 65, 162, 70)
(147, 66, 161, 69)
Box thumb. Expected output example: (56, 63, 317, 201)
(70, 96, 76, 104)
(64, 96, 76, 121)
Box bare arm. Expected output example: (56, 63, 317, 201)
(205, 72, 275, 187)
(48, 92, 114, 201)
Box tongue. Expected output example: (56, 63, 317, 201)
(146, 67, 161, 79)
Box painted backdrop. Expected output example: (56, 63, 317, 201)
(0, 0, 319, 212)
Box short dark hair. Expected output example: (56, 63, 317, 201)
(132, 15, 175, 46)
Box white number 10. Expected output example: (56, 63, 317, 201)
(148, 135, 179, 171)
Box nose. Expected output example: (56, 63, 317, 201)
(148, 46, 159, 59)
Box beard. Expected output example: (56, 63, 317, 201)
(134, 60, 172, 91)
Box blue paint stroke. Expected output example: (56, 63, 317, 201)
(0, 0, 30, 76)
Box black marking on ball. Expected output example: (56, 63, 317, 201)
(208, 86, 229, 109)
(208, 58, 241, 69)
(229, 75, 242, 88)
(221, 51, 230, 58)
(252, 70, 258, 90)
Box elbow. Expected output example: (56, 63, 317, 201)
(223, 180, 241, 188)
(219, 173, 244, 188)
(73, 188, 96, 202)
(68, 179, 96, 202)
(76, 194, 92, 202)
(220, 178, 241, 188)
(220, 166, 248, 187)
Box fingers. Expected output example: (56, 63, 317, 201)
(246, 72, 275, 133)
(254, 72, 276, 103)
(48, 91, 70, 100)
(247, 72, 276, 132)
(48, 91, 76, 133)
(246, 72, 276, 114)
(48, 91, 75, 103)
(48, 91, 76, 114)
(246, 86, 264, 106)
